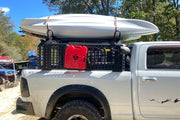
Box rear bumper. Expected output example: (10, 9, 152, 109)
(16, 97, 35, 115)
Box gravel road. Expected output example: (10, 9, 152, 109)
(0, 84, 40, 120)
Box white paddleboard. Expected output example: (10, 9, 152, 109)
(20, 14, 159, 41)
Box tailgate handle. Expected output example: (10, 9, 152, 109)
(142, 77, 157, 82)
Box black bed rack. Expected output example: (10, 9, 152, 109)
(38, 40, 126, 72)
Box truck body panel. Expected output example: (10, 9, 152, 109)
(21, 70, 133, 119)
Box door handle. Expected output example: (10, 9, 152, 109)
(142, 77, 157, 82)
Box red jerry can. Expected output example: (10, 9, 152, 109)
(64, 45, 88, 69)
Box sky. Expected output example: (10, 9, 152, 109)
(0, 0, 55, 34)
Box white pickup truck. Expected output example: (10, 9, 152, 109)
(16, 41, 180, 120)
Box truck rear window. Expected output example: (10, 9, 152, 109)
(147, 45, 180, 69)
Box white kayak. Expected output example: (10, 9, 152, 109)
(20, 14, 159, 41)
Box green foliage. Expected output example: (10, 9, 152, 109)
(0, 11, 38, 61)
(0, 12, 13, 35)
(43, 0, 120, 15)
(120, 0, 180, 41)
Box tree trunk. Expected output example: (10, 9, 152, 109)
(173, 0, 179, 40)
(107, 0, 110, 15)
(153, 0, 157, 41)
(175, 16, 179, 40)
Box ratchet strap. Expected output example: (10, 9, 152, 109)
(46, 16, 53, 40)
(46, 16, 50, 31)
(113, 17, 121, 43)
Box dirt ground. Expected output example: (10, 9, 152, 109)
(0, 84, 41, 120)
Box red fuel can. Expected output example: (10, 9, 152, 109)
(64, 45, 88, 69)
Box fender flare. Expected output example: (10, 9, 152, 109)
(45, 84, 111, 120)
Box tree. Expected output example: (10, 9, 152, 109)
(167, 0, 180, 40)
(43, 0, 120, 15)
(0, 11, 40, 61)
(0, 11, 14, 56)
(0, 12, 13, 36)
(120, 0, 179, 41)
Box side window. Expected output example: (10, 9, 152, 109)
(147, 45, 180, 69)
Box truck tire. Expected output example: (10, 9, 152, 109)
(52, 100, 102, 120)
(0, 76, 5, 85)
(0, 77, 5, 91)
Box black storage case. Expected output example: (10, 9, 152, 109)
(38, 40, 125, 72)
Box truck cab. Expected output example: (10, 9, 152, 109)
(132, 42, 180, 120)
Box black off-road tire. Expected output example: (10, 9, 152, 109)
(0, 76, 5, 91)
(52, 100, 102, 120)
(0, 76, 5, 85)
